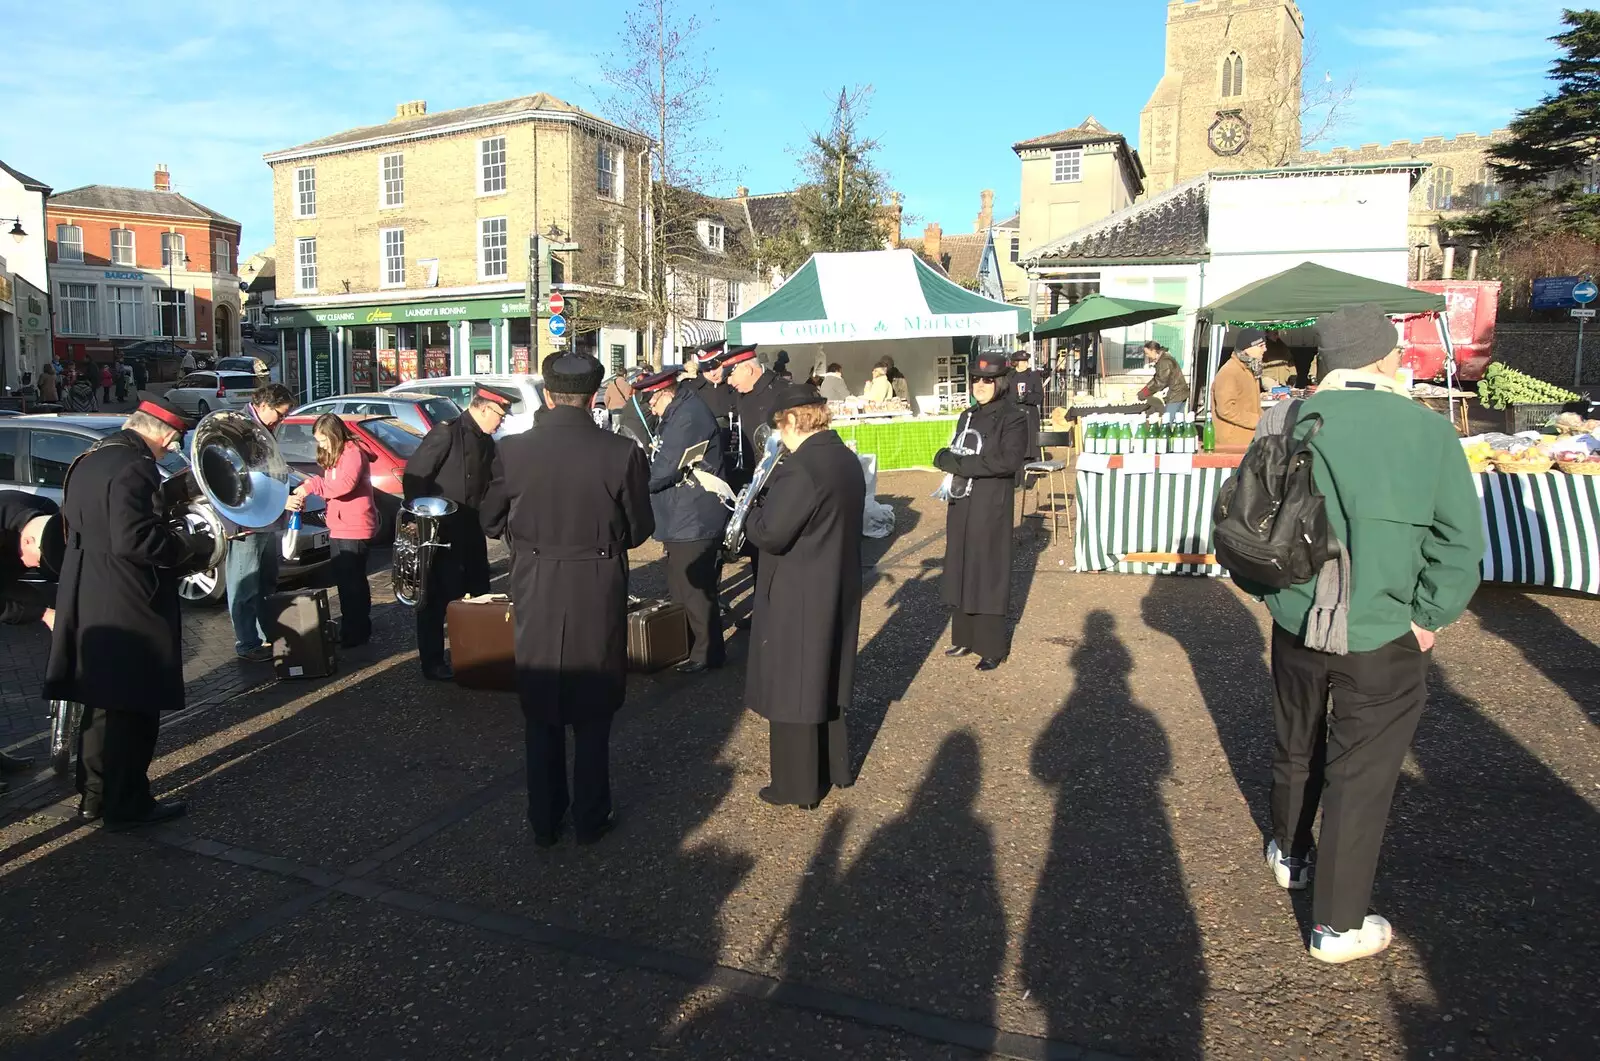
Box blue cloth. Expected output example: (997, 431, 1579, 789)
(226, 530, 281, 653)
(648, 388, 729, 543)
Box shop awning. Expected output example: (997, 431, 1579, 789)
(725, 249, 1029, 345)
(1202, 261, 1445, 324)
(1024, 293, 1181, 340)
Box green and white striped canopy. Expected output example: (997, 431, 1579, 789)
(725, 250, 1029, 345)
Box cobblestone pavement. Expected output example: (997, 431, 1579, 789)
(3, 473, 1598, 1060)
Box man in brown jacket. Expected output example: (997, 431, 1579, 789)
(1136, 341, 1190, 418)
(1213, 329, 1268, 450)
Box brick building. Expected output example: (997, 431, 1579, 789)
(263, 95, 651, 398)
(46, 166, 242, 367)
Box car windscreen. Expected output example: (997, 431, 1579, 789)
(274, 422, 320, 465)
(220, 374, 258, 390)
(361, 417, 423, 459)
(419, 397, 461, 424)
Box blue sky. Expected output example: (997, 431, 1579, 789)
(0, 0, 1570, 255)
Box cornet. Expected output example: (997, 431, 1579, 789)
(931, 426, 983, 502)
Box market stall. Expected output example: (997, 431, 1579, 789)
(725, 249, 1028, 469)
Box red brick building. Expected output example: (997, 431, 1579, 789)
(46, 165, 242, 367)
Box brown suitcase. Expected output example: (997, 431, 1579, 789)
(628, 598, 690, 672)
(446, 595, 517, 691)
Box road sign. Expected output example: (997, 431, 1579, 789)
(548, 313, 567, 337)
(547, 290, 565, 316)
(1573, 281, 1598, 305)
(1533, 276, 1584, 310)
(1572, 308, 1596, 320)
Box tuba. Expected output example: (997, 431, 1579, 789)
(188, 409, 297, 570)
(931, 422, 983, 502)
(393, 497, 457, 607)
(722, 432, 785, 556)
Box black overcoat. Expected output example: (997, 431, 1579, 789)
(1009, 367, 1045, 454)
(744, 431, 865, 725)
(940, 396, 1028, 617)
(403, 412, 496, 554)
(648, 388, 728, 543)
(731, 370, 781, 484)
(44, 431, 190, 714)
(0, 491, 58, 624)
(481, 405, 654, 726)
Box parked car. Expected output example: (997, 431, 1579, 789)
(215, 356, 269, 377)
(276, 414, 425, 541)
(291, 391, 460, 435)
(164, 371, 261, 418)
(3, 415, 330, 604)
(386, 374, 544, 436)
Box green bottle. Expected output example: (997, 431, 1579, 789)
(1119, 419, 1132, 455)
(1202, 417, 1216, 453)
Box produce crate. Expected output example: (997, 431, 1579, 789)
(1503, 403, 1567, 433)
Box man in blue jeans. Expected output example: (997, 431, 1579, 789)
(226, 383, 295, 661)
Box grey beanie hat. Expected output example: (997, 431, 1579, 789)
(1314, 303, 1400, 375)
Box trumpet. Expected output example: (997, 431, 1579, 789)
(931, 426, 983, 502)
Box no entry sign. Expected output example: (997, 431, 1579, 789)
(547, 291, 565, 316)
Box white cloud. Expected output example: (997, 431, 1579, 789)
(0, 0, 600, 252)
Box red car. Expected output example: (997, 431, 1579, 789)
(276, 414, 425, 542)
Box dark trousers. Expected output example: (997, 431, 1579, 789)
(455, 521, 491, 596)
(952, 610, 1010, 660)
(416, 546, 464, 669)
(330, 538, 372, 645)
(665, 538, 724, 666)
(1270, 624, 1430, 932)
(76, 706, 160, 821)
(523, 710, 613, 838)
(768, 718, 852, 805)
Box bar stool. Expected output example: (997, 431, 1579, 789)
(1022, 458, 1069, 542)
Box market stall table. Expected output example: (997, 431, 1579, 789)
(1073, 452, 1600, 595)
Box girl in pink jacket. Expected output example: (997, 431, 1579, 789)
(291, 415, 377, 646)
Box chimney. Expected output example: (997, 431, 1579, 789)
(975, 189, 994, 233)
(735, 185, 749, 198)
(153, 164, 170, 192)
(924, 222, 942, 264)
(393, 100, 427, 121)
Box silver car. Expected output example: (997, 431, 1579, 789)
(2, 415, 330, 604)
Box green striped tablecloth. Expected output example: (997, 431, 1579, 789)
(834, 416, 959, 471)
(1477, 470, 1600, 594)
(1074, 466, 1234, 576)
(1076, 465, 1600, 595)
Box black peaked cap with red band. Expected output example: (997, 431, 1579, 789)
(135, 391, 194, 432)
(633, 368, 683, 394)
(473, 385, 517, 409)
(694, 339, 727, 365)
(970, 351, 1011, 378)
(708, 344, 758, 370)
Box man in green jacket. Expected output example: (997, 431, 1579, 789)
(1250, 302, 1482, 965)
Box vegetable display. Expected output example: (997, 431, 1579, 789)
(1476, 363, 1581, 410)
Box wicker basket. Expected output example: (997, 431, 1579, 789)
(1558, 460, 1600, 476)
(1493, 457, 1555, 474)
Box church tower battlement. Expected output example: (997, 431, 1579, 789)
(1140, 0, 1306, 196)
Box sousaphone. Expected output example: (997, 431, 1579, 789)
(189, 409, 299, 554)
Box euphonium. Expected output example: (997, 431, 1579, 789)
(931, 425, 983, 502)
(722, 433, 785, 555)
(393, 497, 457, 607)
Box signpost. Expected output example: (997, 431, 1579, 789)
(1573, 281, 1597, 388)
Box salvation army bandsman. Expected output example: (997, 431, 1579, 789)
(688, 340, 738, 479)
(0, 491, 65, 791)
(742, 383, 865, 809)
(934, 351, 1029, 670)
(714, 344, 781, 488)
(1009, 349, 1045, 464)
(402, 384, 514, 680)
(45, 395, 209, 829)
(635, 367, 729, 673)
(481, 352, 654, 847)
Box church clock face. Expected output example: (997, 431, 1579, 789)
(1208, 111, 1250, 156)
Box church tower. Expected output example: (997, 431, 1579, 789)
(1139, 0, 1305, 197)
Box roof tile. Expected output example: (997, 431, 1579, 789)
(48, 185, 239, 227)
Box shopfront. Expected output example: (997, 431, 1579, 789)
(270, 294, 545, 402)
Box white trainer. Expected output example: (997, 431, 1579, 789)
(1310, 915, 1393, 964)
(1266, 839, 1314, 890)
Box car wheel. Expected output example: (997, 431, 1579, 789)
(179, 563, 227, 606)
(197, 399, 210, 416)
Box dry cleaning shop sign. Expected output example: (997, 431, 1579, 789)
(276, 297, 533, 329)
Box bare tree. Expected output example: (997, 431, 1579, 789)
(586, 0, 718, 360)
(1256, 32, 1357, 165)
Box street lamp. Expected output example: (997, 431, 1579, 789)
(1, 217, 26, 243)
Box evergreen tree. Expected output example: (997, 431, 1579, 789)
(758, 89, 894, 275)
(1459, 9, 1600, 242)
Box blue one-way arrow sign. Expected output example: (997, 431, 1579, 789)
(548, 313, 567, 337)
(1572, 281, 1597, 305)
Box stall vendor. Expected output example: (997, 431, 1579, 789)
(1213, 329, 1268, 449)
